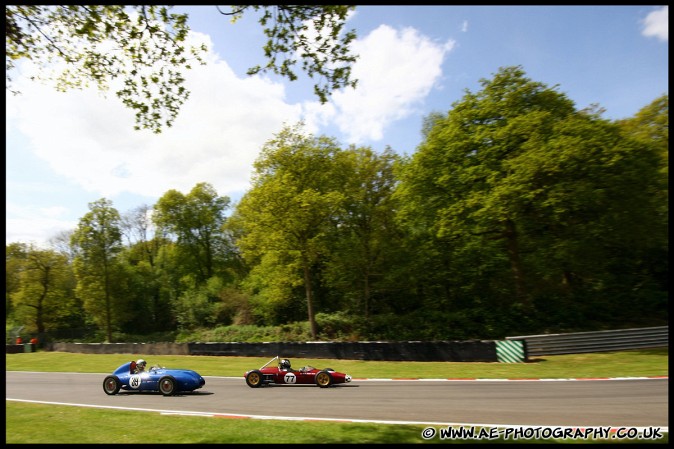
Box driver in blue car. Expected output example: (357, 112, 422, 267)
(134, 359, 147, 373)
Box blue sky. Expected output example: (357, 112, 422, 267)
(5, 5, 669, 248)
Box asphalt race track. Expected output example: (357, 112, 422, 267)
(6, 371, 668, 428)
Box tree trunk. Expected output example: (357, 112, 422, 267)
(302, 257, 318, 340)
(503, 219, 530, 306)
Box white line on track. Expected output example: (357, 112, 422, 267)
(6, 397, 668, 432)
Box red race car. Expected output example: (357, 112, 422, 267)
(244, 355, 352, 388)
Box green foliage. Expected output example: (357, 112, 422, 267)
(70, 198, 127, 342)
(314, 311, 361, 340)
(321, 146, 406, 319)
(153, 182, 233, 284)
(7, 5, 359, 132)
(241, 251, 305, 325)
(222, 5, 358, 104)
(235, 123, 350, 338)
(9, 247, 80, 336)
(5, 69, 668, 344)
(176, 322, 313, 343)
(6, 5, 207, 133)
(172, 276, 229, 330)
(395, 66, 668, 325)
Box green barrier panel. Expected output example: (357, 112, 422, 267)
(495, 340, 525, 363)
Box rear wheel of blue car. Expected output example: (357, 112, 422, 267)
(159, 376, 176, 396)
(103, 375, 121, 395)
(246, 370, 263, 388)
(315, 371, 333, 388)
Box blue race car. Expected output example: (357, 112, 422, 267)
(103, 361, 205, 396)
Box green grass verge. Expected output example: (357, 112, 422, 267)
(5, 347, 669, 378)
(6, 348, 669, 444)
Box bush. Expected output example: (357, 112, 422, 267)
(315, 311, 361, 340)
(174, 322, 313, 343)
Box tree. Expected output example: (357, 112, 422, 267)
(48, 230, 76, 263)
(119, 205, 175, 333)
(232, 124, 347, 339)
(218, 5, 357, 104)
(612, 95, 669, 322)
(10, 245, 78, 339)
(152, 182, 232, 284)
(396, 66, 668, 332)
(70, 198, 125, 342)
(397, 66, 577, 309)
(6, 5, 357, 133)
(322, 145, 403, 319)
(6, 5, 206, 133)
(6, 242, 29, 320)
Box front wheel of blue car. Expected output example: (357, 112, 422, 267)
(103, 375, 121, 395)
(159, 376, 177, 396)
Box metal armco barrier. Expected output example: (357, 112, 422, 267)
(186, 340, 498, 362)
(10, 326, 667, 361)
(6, 344, 25, 354)
(506, 326, 668, 356)
(46, 342, 189, 356)
(42, 340, 498, 362)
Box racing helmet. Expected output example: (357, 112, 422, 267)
(136, 359, 147, 370)
(280, 359, 291, 370)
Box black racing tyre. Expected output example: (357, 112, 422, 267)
(246, 370, 263, 388)
(315, 370, 333, 388)
(103, 375, 121, 395)
(159, 376, 177, 396)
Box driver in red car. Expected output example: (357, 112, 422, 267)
(280, 359, 293, 371)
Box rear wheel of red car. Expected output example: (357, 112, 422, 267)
(315, 370, 333, 388)
(159, 376, 176, 396)
(103, 375, 121, 395)
(246, 370, 263, 388)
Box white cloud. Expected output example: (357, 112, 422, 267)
(327, 25, 455, 144)
(5, 201, 77, 249)
(6, 30, 307, 246)
(6, 23, 451, 246)
(641, 6, 668, 42)
(7, 31, 302, 201)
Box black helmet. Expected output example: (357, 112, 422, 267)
(280, 359, 291, 369)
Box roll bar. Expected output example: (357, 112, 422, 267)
(260, 355, 279, 369)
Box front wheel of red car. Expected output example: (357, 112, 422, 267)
(103, 375, 121, 395)
(159, 376, 177, 396)
(315, 370, 333, 388)
(246, 370, 263, 388)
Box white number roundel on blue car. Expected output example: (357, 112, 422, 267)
(129, 374, 142, 389)
(283, 372, 297, 384)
